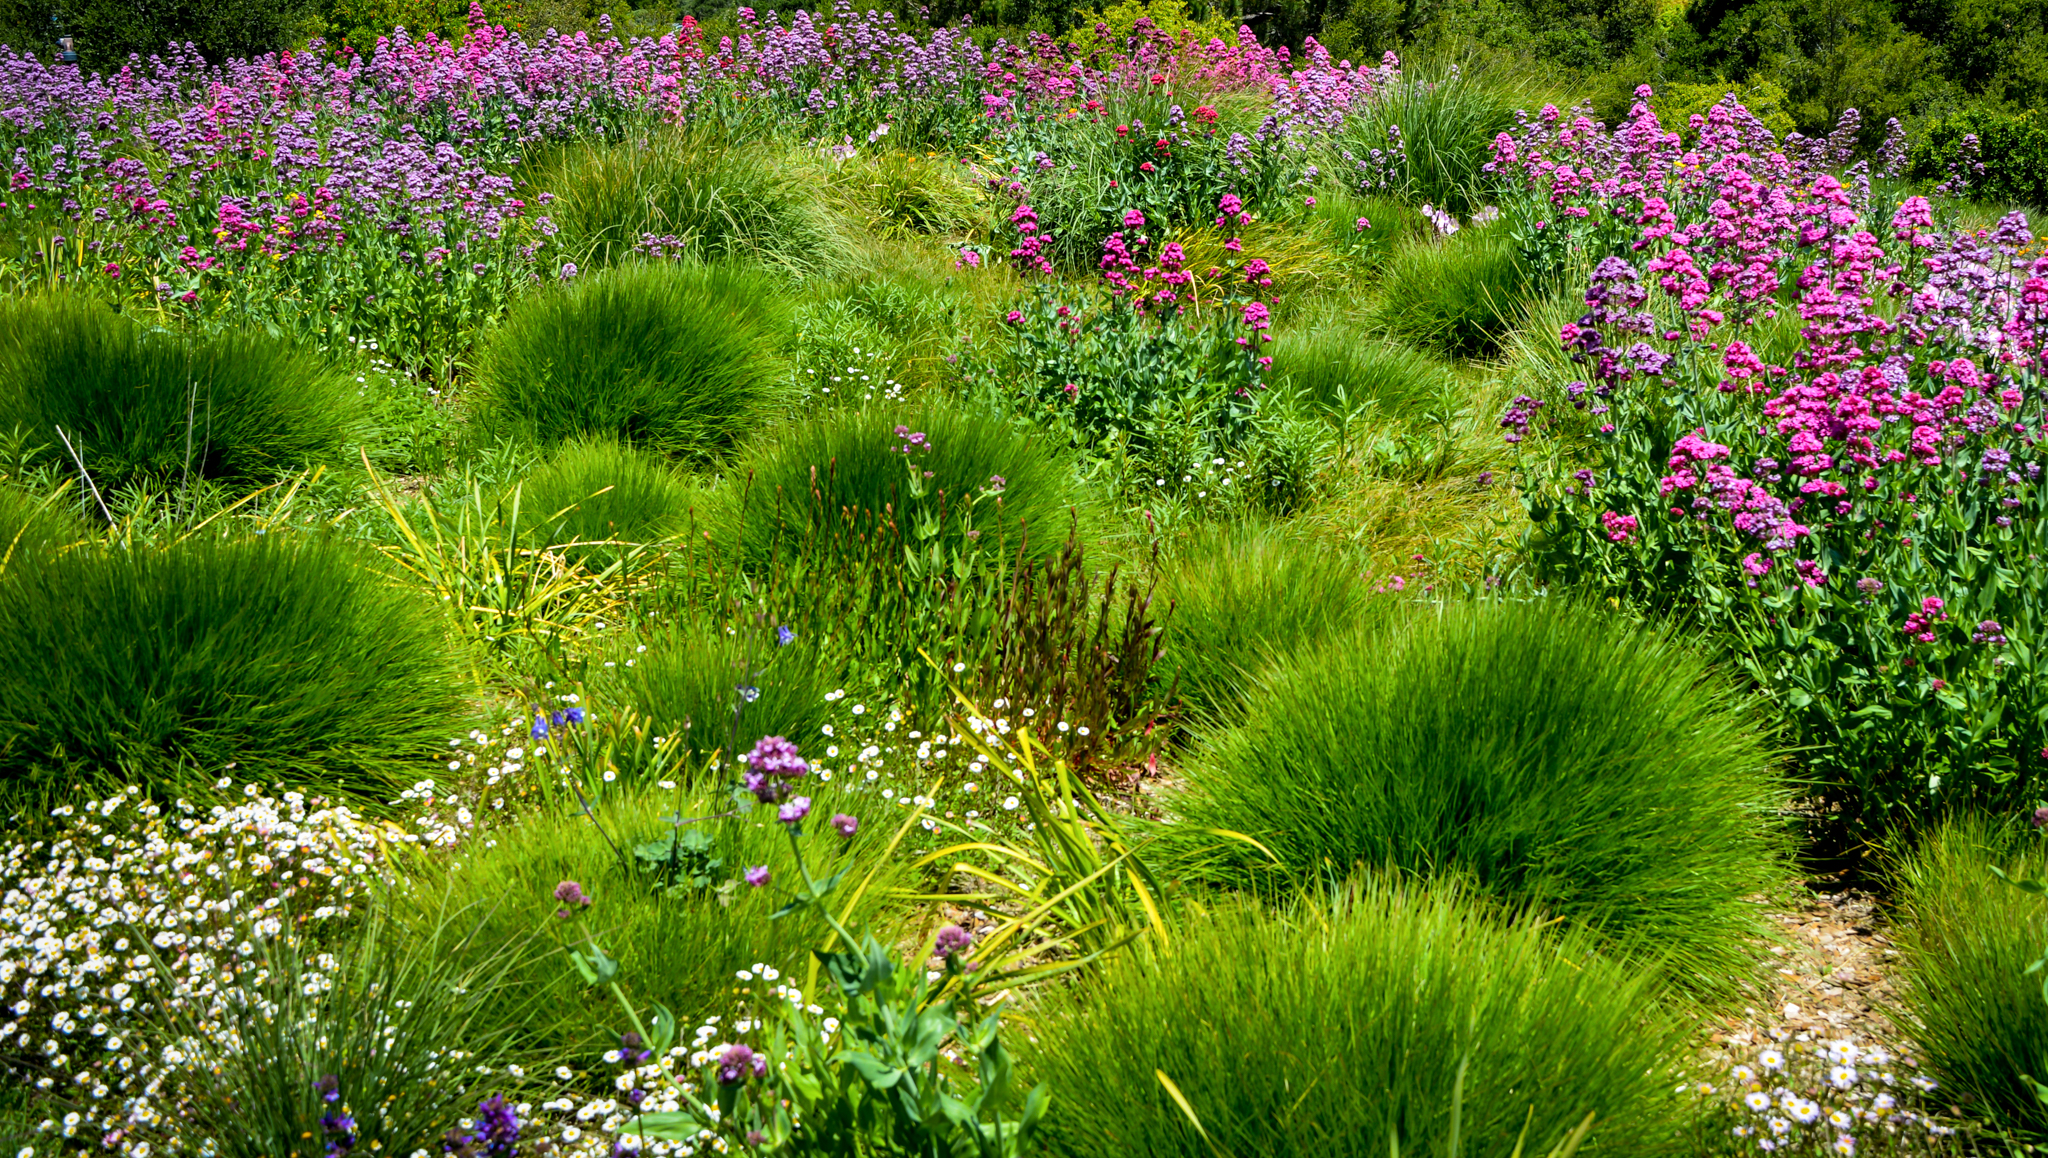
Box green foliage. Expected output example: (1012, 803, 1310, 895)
(1025, 877, 1689, 1158)
(712, 399, 1090, 567)
(1369, 229, 1533, 358)
(1063, 0, 1235, 47)
(0, 533, 470, 799)
(1912, 107, 2048, 209)
(1299, 189, 1423, 271)
(1170, 598, 1788, 982)
(536, 135, 860, 279)
(1154, 520, 1382, 720)
(151, 904, 553, 1158)
(517, 437, 700, 569)
(471, 262, 790, 460)
(1649, 79, 1798, 140)
(42, 0, 320, 71)
(397, 783, 912, 1057)
(824, 150, 984, 237)
(606, 612, 837, 776)
(0, 295, 353, 491)
(1270, 327, 1456, 425)
(0, 481, 88, 567)
(1894, 816, 2048, 1138)
(1329, 58, 1525, 214)
(1682, 0, 1941, 140)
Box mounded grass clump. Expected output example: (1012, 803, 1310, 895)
(1269, 323, 1457, 425)
(538, 134, 859, 278)
(714, 401, 1091, 566)
(0, 483, 88, 566)
(395, 783, 911, 1055)
(471, 263, 791, 460)
(1026, 877, 1689, 1158)
(516, 438, 700, 568)
(0, 295, 352, 489)
(0, 534, 469, 799)
(1156, 521, 1383, 721)
(1370, 230, 1533, 358)
(1171, 599, 1787, 982)
(1894, 817, 2048, 1137)
(607, 612, 836, 777)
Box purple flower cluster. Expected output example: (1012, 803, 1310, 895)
(742, 734, 809, 804)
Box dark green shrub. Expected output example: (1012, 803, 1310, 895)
(1156, 521, 1383, 720)
(1369, 230, 1533, 358)
(1171, 598, 1787, 983)
(516, 437, 700, 568)
(0, 295, 353, 490)
(1270, 328, 1457, 425)
(393, 782, 911, 1056)
(471, 263, 791, 460)
(1910, 107, 2048, 210)
(1026, 877, 1689, 1158)
(1894, 816, 2048, 1137)
(607, 612, 835, 776)
(537, 135, 859, 277)
(0, 533, 470, 798)
(713, 400, 1090, 567)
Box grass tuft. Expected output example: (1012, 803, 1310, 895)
(0, 533, 470, 800)
(1170, 598, 1788, 983)
(0, 295, 353, 491)
(1369, 229, 1533, 359)
(471, 262, 791, 460)
(1894, 815, 2048, 1138)
(1025, 876, 1690, 1158)
(516, 437, 700, 569)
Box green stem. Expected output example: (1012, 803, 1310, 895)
(787, 824, 859, 949)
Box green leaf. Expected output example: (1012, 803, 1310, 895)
(617, 1112, 709, 1142)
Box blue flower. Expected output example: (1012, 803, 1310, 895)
(776, 624, 795, 647)
(565, 706, 585, 725)
(530, 713, 549, 740)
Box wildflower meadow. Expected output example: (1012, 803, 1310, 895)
(0, 0, 2042, 1153)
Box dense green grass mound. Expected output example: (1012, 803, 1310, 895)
(1172, 598, 1786, 981)
(1895, 817, 2048, 1138)
(517, 437, 699, 568)
(0, 534, 469, 798)
(394, 783, 909, 1056)
(1156, 521, 1383, 720)
(1270, 328, 1457, 424)
(538, 135, 859, 278)
(608, 612, 836, 776)
(1371, 230, 1532, 358)
(0, 295, 353, 490)
(1027, 878, 1689, 1158)
(0, 483, 88, 566)
(714, 400, 1090, 566)
(472, 263, 791, 459)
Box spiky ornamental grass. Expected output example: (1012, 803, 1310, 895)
(1894, 815, 2048, 1139)
(0, 533, 470, 801)
(394, 780, 913, 1058)
(537, 134, 861, 278)
(516, 436, 701, 570)
(711, 400, 1093, 569)
(1025, 876, 1691, 1158)
(471, 262, 792, 461)
(607, 611, 837, 779)
(1369, 227, 1535, 359)
(1169, 598, 1789, 986)
(1155, 520, 1386, 723)
(0, 294, 353, 490)
(1268, 325, 1459, 426)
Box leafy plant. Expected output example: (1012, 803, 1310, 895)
(1025, 876, 1686, 1158)
(0, 532, 470, 800)
(470, 261, 791, 460)
(0, 294, 354, 491)
(1170, 598, 1789, 984)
